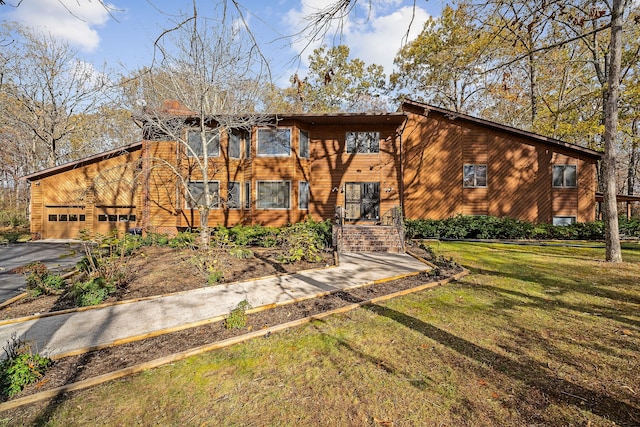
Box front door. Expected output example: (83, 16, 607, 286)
(345, 182, 380, 221)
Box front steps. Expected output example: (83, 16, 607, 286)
(334, 224, 404, 253)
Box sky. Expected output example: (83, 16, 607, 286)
(0, 0, 442, 86)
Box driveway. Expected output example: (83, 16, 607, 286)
(0, 242, 83, 303)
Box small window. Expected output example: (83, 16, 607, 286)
(229, 130, 242, 159)
(59, 214, 68, 222)
(299, 130, 310, 158)
(553, 216, 576, 226)
(244, 182, 251, 210)
(346, 131, 380, 154)
(69, 214, 78, 221)
(553, 165, 577, 188)
(257, 181, 291, 209)
(299, 181, 309, 210)
(119, 215, 129, 222)
(98, 215, 107, 222)
(48, 214, 57, 222)
(129, 215, 136, 222)
(463, 164, 487, 188)
(186, 181, 220, 209)
(108, 215, 117, 222)
(79, 215, 86, 222)
(227, 182, 241, 209)
(245, 131, 251, 159)
(187, 130, 220, 158)
(257, 128, 291, 156)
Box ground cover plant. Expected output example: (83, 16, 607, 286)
(3, 242, 638, 426)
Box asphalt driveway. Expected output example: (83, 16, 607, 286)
(0, 242, 83, 303)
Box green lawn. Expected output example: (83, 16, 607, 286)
(5, 242, 640, 426)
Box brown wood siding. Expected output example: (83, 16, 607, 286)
(402, 108, 598, 223)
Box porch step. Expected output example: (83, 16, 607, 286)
(333, 225, 404, 253)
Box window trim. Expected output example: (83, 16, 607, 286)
(552, 164, 577, 188)
(256, 180, 291, 210)
(463, 164, 488, 188)
(345, 131, 380, 154)
(186, 180, 221, 210)
(298, 181, 309, 210)
(257, 127, 292, 157)
(186, 129, 221, 158)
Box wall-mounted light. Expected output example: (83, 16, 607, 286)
(385, 187, 394, 193)
(331, 187, 339, 193)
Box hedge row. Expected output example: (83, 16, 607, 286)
(405, 215, 640, 240)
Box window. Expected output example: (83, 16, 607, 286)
(187, 130, 220, 158)
(299, 181, 309, 210)
(299, 130, 310, 158)
(69, 214, 78, 221)
(553, 216, 576, 226)
(463, 164, 487, 188)
(129, 215, 136, 222)
(119, 215, 129, 222)
(244, 182, 251, 210)
(186, 181, 220, 209)
(229, 130, 242, 159)
(553, 165, 577, 188)
(98, 215, 107, 222)
(257, 128, 291, 156)
(346, 131, 380, 154)
(227, 182, 241, 209)
(257, 181, 290, 209)
(79, 215, 86, 222)
(48, 214, 57, 222)
(59, 214, 68, 222)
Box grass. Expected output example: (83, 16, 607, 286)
(4, 242, 640, 426)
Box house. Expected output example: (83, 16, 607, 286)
(23, 100, 603, 240)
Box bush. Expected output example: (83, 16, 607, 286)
(169, 231, 196, 248)
(71, 277, 115, 307)
(24, 262, 65, 296)
(0, 333, 51, 399)
(141, 232, 170, 246)
(227, 224, 279, 247)
(224, 300, 251, 329)
(276, 220, 325, 263)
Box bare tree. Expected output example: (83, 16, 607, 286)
(131, 1, 272, 247)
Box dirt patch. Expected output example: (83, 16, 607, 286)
(1, 244, 462, 409)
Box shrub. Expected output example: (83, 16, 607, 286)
(0, 333, 51, 399)
(169, 231, 197, 248)
(276, 220, 325, 263)
(207, 269, 224, 285)
(229, 247, 253, 259)
(24, 262, 65, 296)
(141, 232, 170, 246)
(227, 224, 279, 247)
(71, 277, 115, 307)
(224, 300, 251, 329)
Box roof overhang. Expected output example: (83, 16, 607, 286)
(596, 193, 640, 203)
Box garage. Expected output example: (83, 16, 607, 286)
(44, 206, 88, 239)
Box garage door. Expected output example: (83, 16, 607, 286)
(94, 208, 137, 236)
(45, 207, 88, 239)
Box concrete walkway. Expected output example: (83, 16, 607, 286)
(0, 252, 429, 359)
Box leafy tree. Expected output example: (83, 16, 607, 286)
(391, 4, 492, 113)
(288, 45, 388, 113)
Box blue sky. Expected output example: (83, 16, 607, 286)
(1, 0, 443, 85)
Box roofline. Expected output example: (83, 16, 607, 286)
(22, 141, 143, 181)
(596, 192, 640, 203)
(401, 99, 603, 159)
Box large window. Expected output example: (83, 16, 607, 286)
(187, 130, 220, 158)
(257, 181, 290, 209)
(346, 131, 379, 154)
(257, 128, 291, 156)
(227, 182, 241, 209)
(299, 130, 310, 158)
(299, 181, 309, 210)
(463, 164, 487, 188)
(186, 181, 220, 209)
(553, 165, 577, 188)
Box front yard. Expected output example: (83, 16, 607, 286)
(3, 242, 640, 426)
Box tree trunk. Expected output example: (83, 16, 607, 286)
(602, 0, 624, 263)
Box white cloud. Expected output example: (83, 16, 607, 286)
(284, 0, 430, 75)
(4, 0, 114, 52)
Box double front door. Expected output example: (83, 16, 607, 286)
(344, 182, 380, 221)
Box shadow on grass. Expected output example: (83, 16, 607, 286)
(361, 302, 640, 426)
